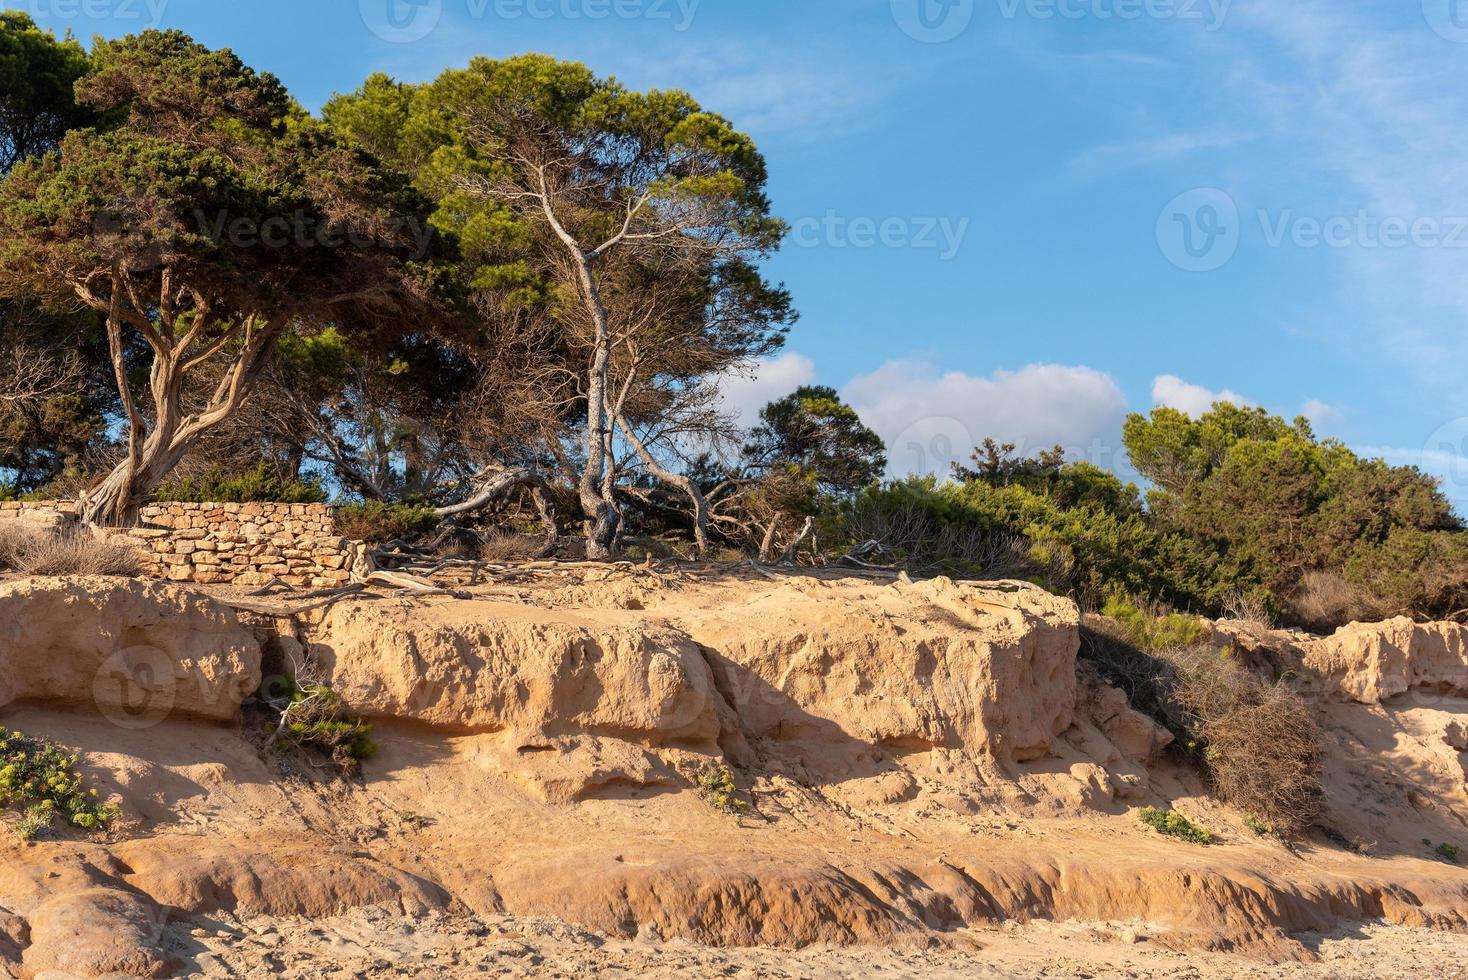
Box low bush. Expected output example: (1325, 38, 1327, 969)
(0, 527, 140, 577)
(1244, 814, 1280, 839)
(1290, 570, 1380, 630)
(1438, 842, 1461, 864)
(0, 729, 119, 839)
(1084, 607, 1324, 838)
(270, 676, 376, 770)
(156, 463, 328, 504)
(697, 766, 750, 815)
(1138, 806, 1212, 844)
(1167, 644, 1324, 835)
(1100, 593, 1210, 652)
(334, 501, 440, 543)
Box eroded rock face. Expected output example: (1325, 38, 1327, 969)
(0, 576, 261, 722)
(679, 577, 1080, 767)
(309, 601, 723, 746)
(305, 576, 1080, 799)
(1302, 617, 1468, 704)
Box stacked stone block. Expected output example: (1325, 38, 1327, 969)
(0, 500, 352, 589)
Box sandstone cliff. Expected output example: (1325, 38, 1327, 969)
(0, 570, 1463, 977)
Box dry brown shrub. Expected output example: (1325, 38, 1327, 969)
(1290, 569, 1381, 630)
(1166, 644, 1324, 836)
(1082, 621, 1324, 837)
(0, 526, 37, 570)
(9, 528, 141, 578)
(479, 530, 547, 564)
(1221, 589, 1276, 629)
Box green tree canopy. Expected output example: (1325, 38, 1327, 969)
(0, 29, 450, 524)
(326, 54, 793, 556)
(0, 11, 91, 174)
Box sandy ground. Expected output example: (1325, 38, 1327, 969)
(166, 909, 1468, 979)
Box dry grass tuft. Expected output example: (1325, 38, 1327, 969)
(0, 526, 35, 570)
(0, 526, 141, 578)
(1290, 569, 1381, 630)
(479, 530, 547, 564)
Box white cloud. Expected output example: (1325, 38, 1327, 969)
(842, 361, 1130, 478)
(1300, 398, 1344, 431)
(1064, 128, 1252, 184)
(712, 352, 816, 431)
(1151, 375, 1256, 419)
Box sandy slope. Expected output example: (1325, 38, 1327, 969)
(0, 567, 1465, 977)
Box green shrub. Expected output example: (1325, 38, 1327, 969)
(697, 766, 750, 815)
(156, 463, 328, 504)
(1437, 842, 1461, 863)
(1100, 593, 1210, 652)
(271, 676, 376, 769)
(334, 500, 439, 543)
(0, 729, 119, 837)
(1138, 806, 1213, 844)
(1244, 814, 1280, 839)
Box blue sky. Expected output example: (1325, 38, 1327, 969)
(25, 0, 1468, 502)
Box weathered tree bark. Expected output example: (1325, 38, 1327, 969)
(434, 465, 559, 557)
(76, 272, 285, 526)
(758, 514, 783, 563)
(537, 185, 620, 559)
(614, 411, 709, 554)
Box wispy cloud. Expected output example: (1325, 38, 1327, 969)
(1205, 3, 1468, 400)
(1064, 128, 1252, 183)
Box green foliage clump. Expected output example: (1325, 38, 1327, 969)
(1437, 842, 1461, 863)
(1244, 814, 1280, 839)
(334, 500, 440, 543)
(0, 729, 118, 838)
(1125, 404, 1467, 625)
(1100, 593, 1210, 652)
(697, 766, 750, 815)
(837, 466, 1231, 611)
(156, 463, 328, 504)
(1138, 806, 1213, 844)
(272, 677, 376, 769)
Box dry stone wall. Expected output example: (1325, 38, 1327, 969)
(0, 500, 353, 588)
